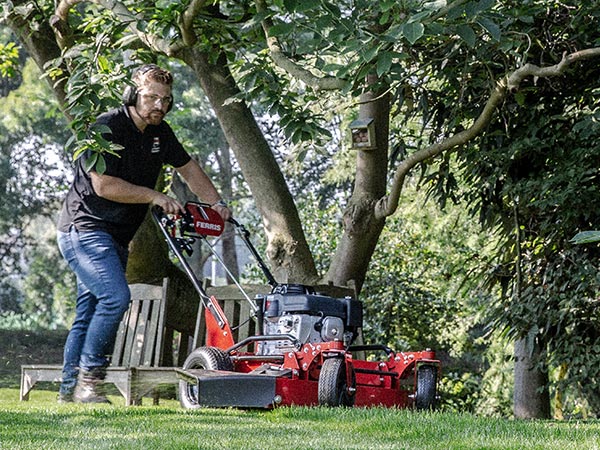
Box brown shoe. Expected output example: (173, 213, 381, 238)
(74, 368, 111, 404)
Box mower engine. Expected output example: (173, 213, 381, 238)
(257, 283, 363, 355)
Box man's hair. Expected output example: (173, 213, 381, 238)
(133, 64, 173, 87)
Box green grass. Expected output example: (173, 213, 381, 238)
(1, 389, 599, 449)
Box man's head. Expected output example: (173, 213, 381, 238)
(124, 64, 174, 127)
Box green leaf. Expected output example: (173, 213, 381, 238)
(268, 23, 292, 37)
(377, 52, 393, 77)
(321, 63, 346, 72)
(96, 55, 110, 72)
(380, 0, 396, 12)
(456, 24, 477, 48)
(570, 231, 600, 245)
(382, 25, 403, 42)
(424, 0, 447, 10)
(410, 11, 433, 22)
(283, 0, 297, 12)
(65, 134, 77, 151)
(361, 45, 379, 63)
(477, 0, 495, 12)
(514, 91, 525, 106)
(294, 0, 320, 12)
(95, 155, 107, 175)
(477, 18, 501, 41)
(84, 151, 98, 172)
(402, 22, 424, 45)
(91, 124, 113, 135)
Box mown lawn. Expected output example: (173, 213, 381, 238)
(1, 388, 599, 450)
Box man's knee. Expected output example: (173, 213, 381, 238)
(101, 286, 131, 316)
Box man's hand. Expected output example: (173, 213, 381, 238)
(212, 203, 232, 221)
(151, 192, 183, 215)
(176, 160, 233, 221)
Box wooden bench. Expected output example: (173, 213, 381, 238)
(20, 278, 179, 405)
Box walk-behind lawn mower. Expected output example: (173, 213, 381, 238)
(152, 202, 441, 410)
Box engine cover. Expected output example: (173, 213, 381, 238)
(257, 284, 363, 355)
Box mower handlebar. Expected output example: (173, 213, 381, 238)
(153, 204, 279, 288)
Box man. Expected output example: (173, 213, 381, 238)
(56, 64, 231, 403)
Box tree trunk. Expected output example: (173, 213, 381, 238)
(325, 75, 390, 293)
(219, 145, 239, 282)
(180, 48, 318, 284)
(513, 337, 551, 419)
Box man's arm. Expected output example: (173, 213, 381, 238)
(90, 172, 183, 214)
(175, 159, 231, 220)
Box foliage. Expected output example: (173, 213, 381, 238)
(0, 311, 55, 331)
(495, 111, 600, 417)
(0, 41, 18, 77)
(571, 231, 600, 245)
(453, 17, 600, 415)
(21, 219, 76, 329)
(0, 133, 67, 314)
(295, 182, 505, 414)
(45, 6, 130, 170)
(0, 58, 71, 316)
(32, 0, 511, 165)
(231, 0, 506, 148)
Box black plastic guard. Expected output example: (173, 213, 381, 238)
(176, 369, 277, 408)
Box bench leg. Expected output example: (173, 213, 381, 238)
(20, 370, 33, 401)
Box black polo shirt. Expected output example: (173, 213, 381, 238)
(57, 106, 191, 246)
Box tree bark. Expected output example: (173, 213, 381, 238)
(513, 337, 551, 419)
(180, 48, 319, 284)
(325, 75, 390, 293)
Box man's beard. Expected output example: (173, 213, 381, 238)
(142, 109, 165, 125)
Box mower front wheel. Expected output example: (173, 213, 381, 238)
(318, 357, 356, 407)
(179, 346, 234, 409)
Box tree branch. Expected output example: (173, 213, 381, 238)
(51, 0, 82, 49)
(430, 0, 471, 21)
(507, 48, 600, 91)
(180, 0, 209, 46)
(53, 0, 182, 56)
(375, 46, 600, 219)
(255, 0, 346, 91)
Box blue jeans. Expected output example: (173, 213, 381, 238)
(57, 226, 130, 395)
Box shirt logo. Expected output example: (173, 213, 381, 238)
(151, 137, 161, 153)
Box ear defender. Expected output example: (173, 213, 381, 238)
(122, 64, 174, 112)
(122, 84, 138, 107)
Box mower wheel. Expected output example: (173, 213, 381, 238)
(415, 364, 438, 410)
(318, 357, 356, 407)
(179, 346, 234, 409)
